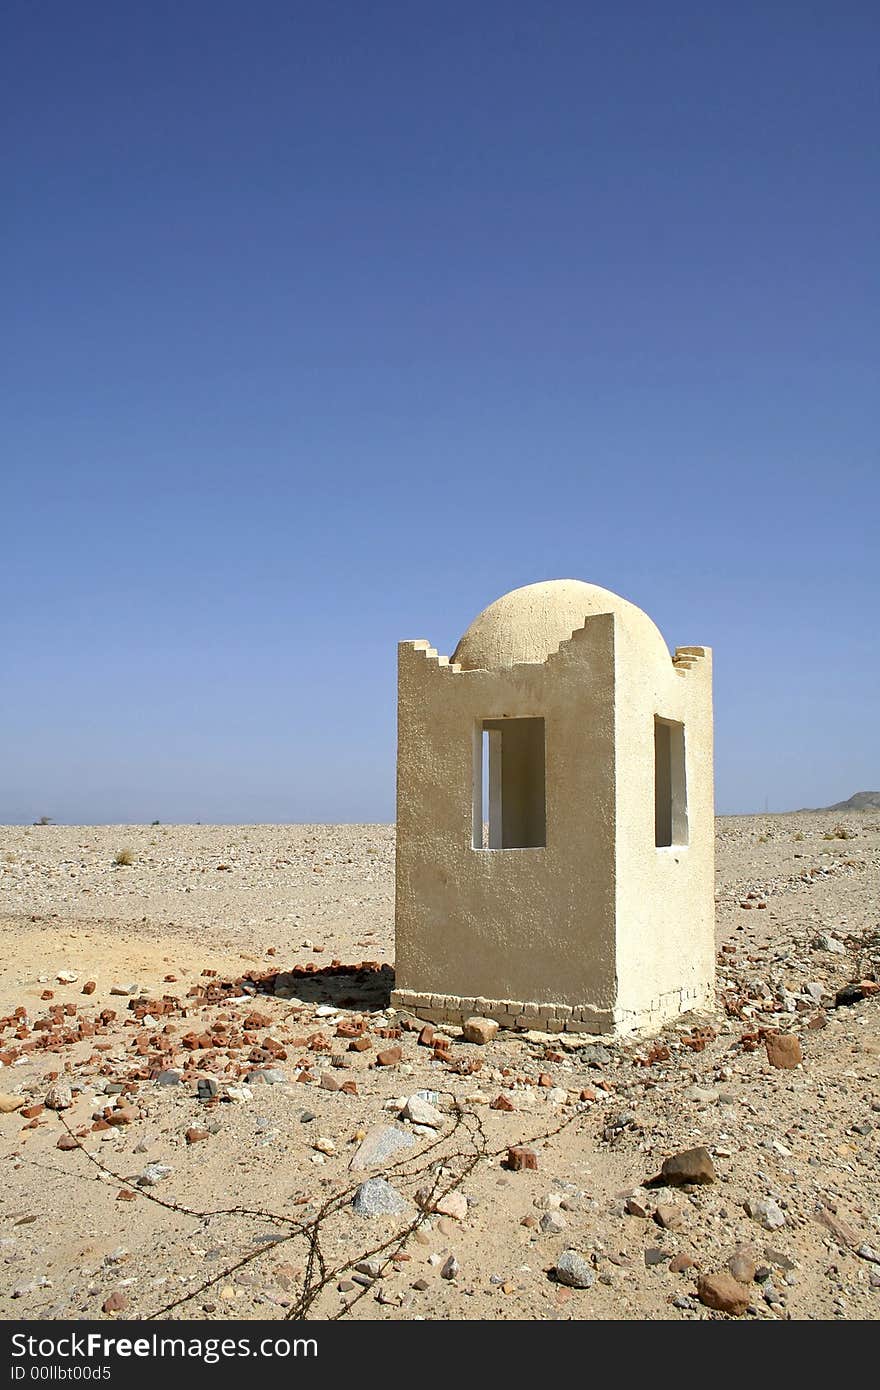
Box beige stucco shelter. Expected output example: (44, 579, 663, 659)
(391, 579, 715, 1036)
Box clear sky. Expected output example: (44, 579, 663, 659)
(3, 2, 877, 824)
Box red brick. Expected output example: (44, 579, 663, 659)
(506, 1145, 538, 1171)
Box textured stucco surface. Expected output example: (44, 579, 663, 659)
(393, 580, 714, 1036)
(451, 578, 671, 672)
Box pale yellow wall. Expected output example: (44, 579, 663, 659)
(395, 615, 618, 1026)
(394, 583, 715, 1037)
(612, 629, 715, 1030)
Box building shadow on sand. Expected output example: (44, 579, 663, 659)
(254, 961, 394, 1011)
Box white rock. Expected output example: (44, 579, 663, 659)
(747, 1197, 786, 1230)
(56, 970, 78, 985)
(220, 1084, 252, 1103)
(401, 1095, 444, 1128)
(45, 1081, 73, 1111)
(435, 1191, 468, 1221)
(816, 934, 846, 955)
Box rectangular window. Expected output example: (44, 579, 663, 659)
(473, 717, 546, 849)
(655, 717, 688, 847)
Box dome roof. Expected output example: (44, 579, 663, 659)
(451, 579, 670, 671)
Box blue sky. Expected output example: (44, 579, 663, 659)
(3, 2, 877, 823)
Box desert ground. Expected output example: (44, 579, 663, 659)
(1, 813, 878, 1322)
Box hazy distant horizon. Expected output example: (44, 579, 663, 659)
(1, 796, 874, 828)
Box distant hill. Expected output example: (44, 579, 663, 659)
(822, 791, 880, 812)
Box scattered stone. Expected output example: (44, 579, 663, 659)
(697, 1272, 749, 1316)
(350, 1124, 416, 1171)
(856, 1243, 880, 1266)
(669, 1254, 696, 1273)
(462, 1016, 498, 1045)
(644, 1248, 669, 1267)
(401, 1095, 443, 1128)
(658, 1146, 715, 1186)
(45, 1081, 73, 1111)
(625, 1196, 650, 1218)
(440, 1255, 460, 1280)
(654, 1204, 683, 1230)
(185, 1128, 209, 1144)
(247, 1069, 286, 1086)
(540, 1211, 568, 1234)
(56, 1134, 79, 1151)
(102, 1291, 129, 1314)
(156, 1070, 182, 1086)
(727, 1251, 757, 1283)
(106, 1106, 137, 1126)
(138, 1163, 173, 1186)
(817, 1207, 858, 1248)
(836, 983, 868, 1007)
(816, 933, 846, 954)
(376, 1046, 403, 1067)
(506, 1146, 538, 1172)
(436, 1191, 468, 1221)
(765, 1033, 803, 1069)
(0, 1094, 24, 1114)
(220, 1084, 253, 1103)
(746, 1197, 786, 1231)
(554, 1249, 594, 1289)
(491, 1094, 515, 1111)
(56, 970, 78, 984)
(764, 1247, 796, 1272)
(81, 981, 97, 995)
(197, 1078, 219, 1101)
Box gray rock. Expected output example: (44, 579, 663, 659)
(350, 1124, 417, 1171)
(352, 1178, 409, 1218)
(247, 1069, 287, 1085)
(728, 1251, 757, 1283)
(156, 1070, 181, 1086)
(441, 1255, 460, 1280)
(816, 933, 846, 955)
(857, 1243, 880, 1265)
(138, 1163, 173, 1186)
(746, 1197, 786, 1231)
(539, 1211, 567, 1234)
(555, 1249, 594, 1289)
(645, 1248, 670, 1267)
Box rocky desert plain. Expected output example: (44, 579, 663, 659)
(1, 809, 879, 1323)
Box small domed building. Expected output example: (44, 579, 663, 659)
(392, 580, 714, 1036)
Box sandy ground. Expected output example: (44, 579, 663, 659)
(1, 813, 879, 1322)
